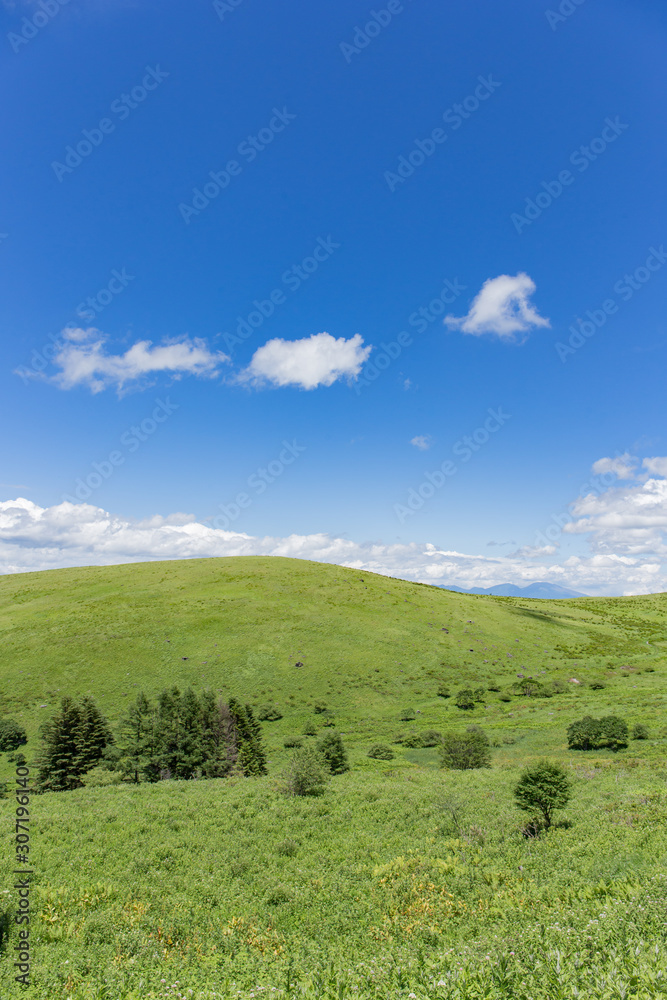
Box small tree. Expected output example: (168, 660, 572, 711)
(514, 760, 571, 829)
(454, 689, 475, 710)
(282, 747, 328, 796)
(439, 730, 491, 770)
(0, 718, 27, 753)
(76, 696, 114, 773)
(316, 732, 349, 774)
(36, 697, 86, 791)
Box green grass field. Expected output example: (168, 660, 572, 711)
(1, 556, 666, 998)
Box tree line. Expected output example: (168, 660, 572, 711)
(34, 688, 267, 792)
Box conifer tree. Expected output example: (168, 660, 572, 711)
(77, 696, 114, 772)
(117, 692, 159, 783)
(36, 697, 86, 791)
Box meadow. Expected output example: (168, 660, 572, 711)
(0, 556, 666, 998)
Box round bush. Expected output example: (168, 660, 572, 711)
(367, 744, 394, 760)
(631, 723, 649, 740)
(0, 718, 27, 753)
(438, 730, 491, 770)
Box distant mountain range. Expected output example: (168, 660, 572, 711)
(438, 582, 586, 599)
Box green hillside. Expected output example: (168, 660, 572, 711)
(1, 557, 666, 999)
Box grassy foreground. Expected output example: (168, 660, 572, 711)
(1, 556, 666, 997)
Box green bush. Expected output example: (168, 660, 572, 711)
(258, 704, 283, 721)
(499, 693, 512, 702)
(302, 722, 318, 736)
(367, 744, 394, 760)
(509, 677, 549, 698)
(420, 729, 443, 747)
(316, 732, 349, 774)
(399, 708, 416, 721)
(436, 683, 450, 698)
(281, 747, 328, 797)
(276, 838, 299, 857)
(473, 687, 486, 702)
(589, 681, 606, 690)
(632, 723, 649, 740)
(313, 701, 328, 714)
(454, 689, 475, 710)
(438, 730, 491, 770)
(283, 736, 303, 748)
(567, 715, 629, 751)
(514, 760, 571, 829)
(0, 718, 27, 753)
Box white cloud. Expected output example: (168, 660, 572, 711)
(591, 453, 638, 480)
(563, 473, 667, 558)
(444, 272, 550, 340)
(410, 435, 432, 451)
(238, 332, 371, 390)
(642, 456, 667, 478)
(1, 492, 665, 595)
(36, 328, 228, 394)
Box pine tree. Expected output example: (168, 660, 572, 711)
(228, 698, 268, 776)
(77, 696, 114, 772)
(117, 692, 159, 783)
(316, 731, 349, 775)
(36, 697, 85, 791)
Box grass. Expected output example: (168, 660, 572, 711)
(0, 556, 666, 997)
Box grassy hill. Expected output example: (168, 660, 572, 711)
(1, 557, 666, 998)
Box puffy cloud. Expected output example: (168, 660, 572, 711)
(238, 332, 371, 389)
(410, 435, 432, 451)
(564, 474, 667, 557)
(1, 495, 665, 595)
(444, 272, 550, 340)
(591, 453, 638, 480)
(32, 328, 228, 394)
(642, 456, 667, 478)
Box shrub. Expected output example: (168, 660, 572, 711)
(499, 693, 512, 702)
(302, 722, 318, 737)
(589, 682, 606, 691)
(258, 704, 283, 721)
(316, 732, 349, 774)
(567, 715, 629, 751)
(454, 689, 475, 710)
(276, 838, 298, 857)
(313, 701, 328, 714)
(436, 683, 450, 698)
(399, 708, 416, 721)
(0, 718, 27, 753)
(282, 747, 328, 797)
(473, 687, 486, 703)
(438, 730, 491, 770)
(283, 736, 303, 749)
(402, 732, 424, 748)
(367, 744, 394, 760)
(487, 683, 501, 692)
(322, 715, 336, 728)
(632, 723, 649, 740)
(421, 729, 443, 747)
(509, 678, 548, 698)
(514, 760, 571, 829)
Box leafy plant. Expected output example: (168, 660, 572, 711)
(281, 746, 328, 797)
(438, 730, 491, 770)
(567, 715, 629, 751)
(632, 723, 649, 740)
(514, 760, 571, 829)
(436, 683, 450, 698)
(399, 707, 416, 721)
(0, 718, 27, 752)
(367, 743, 394, 760)
(316, 731, 349, 774)
(258, 704, 283, 721)
(454, 689, 475, 710)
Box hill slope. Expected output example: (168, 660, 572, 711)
(1, 556, 665, 747)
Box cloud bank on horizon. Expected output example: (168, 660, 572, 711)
(2, 455, 666, 595)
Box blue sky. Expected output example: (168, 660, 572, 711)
(1, 0, 666, 594)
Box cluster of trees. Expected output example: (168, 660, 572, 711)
(34, 688, 267, 791)
(567, 714, 629, 751)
